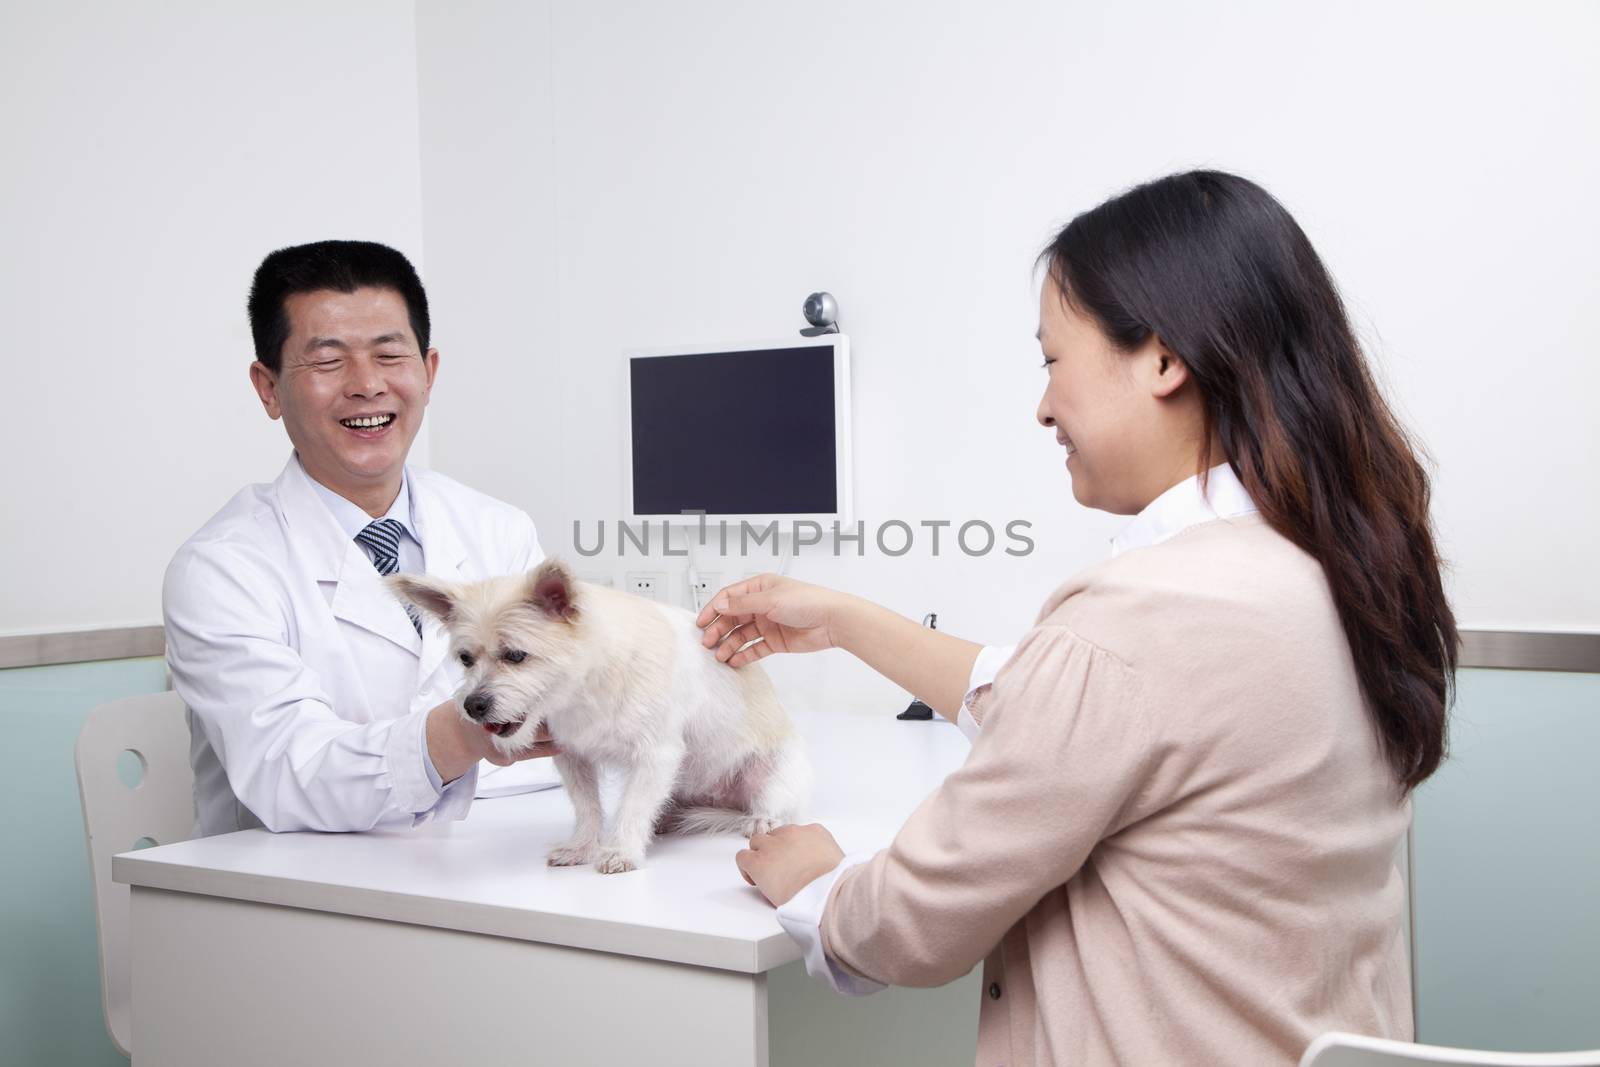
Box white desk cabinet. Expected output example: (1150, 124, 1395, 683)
(114, 710, 981, 1066)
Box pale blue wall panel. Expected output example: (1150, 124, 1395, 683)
(0, 658, 168, 1066)
(5, 658, 1594, 1062)
(1412, 668, 1600, 1052)
(768, 961, 979, 1066)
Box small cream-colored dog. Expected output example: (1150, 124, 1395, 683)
(390, 560, 809, 874)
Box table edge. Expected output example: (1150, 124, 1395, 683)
(114, 853, 802, 974)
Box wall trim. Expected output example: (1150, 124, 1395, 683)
(1, 624, 1597, 673)
(1457, 629, 1600, 673)
(0, 626, 165, 670)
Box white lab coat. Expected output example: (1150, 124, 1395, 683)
(164, 454, 548, 835)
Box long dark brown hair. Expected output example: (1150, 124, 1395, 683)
(1042, 170, 1457, 792)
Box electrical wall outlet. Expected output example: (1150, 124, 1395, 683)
(625, 571, 666, 601)
(689, 572, 722, 608)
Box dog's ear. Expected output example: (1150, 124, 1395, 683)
(386, 574, 458, 623)
(525, 560, 579, 622)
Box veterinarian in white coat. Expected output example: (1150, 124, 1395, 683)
(164, 240, 557, 836)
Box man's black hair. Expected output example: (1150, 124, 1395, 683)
(247, 240, 431, 373)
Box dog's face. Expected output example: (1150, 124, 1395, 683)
(389, 560, 583, 752)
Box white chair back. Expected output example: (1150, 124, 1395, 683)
(1302, 1032, 1600, 1067)
(74, 691, 195, 1058)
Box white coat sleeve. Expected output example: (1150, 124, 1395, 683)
(164, 540, 461, 833)
(776, 853, 888, 996)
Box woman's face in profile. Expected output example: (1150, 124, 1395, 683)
(1035, 280, 1164, 515)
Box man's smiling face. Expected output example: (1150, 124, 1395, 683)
(250, 286, 437, 512)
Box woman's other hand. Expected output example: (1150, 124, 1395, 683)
(695, 574, 850, 667)
(735, 823, 847, 907)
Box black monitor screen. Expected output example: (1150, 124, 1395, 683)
(630, 346, 838, 516)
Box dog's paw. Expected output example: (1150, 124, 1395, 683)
(744, 817, 779, 836)
(593, 848, 641, 875)
(547, 841, 598, 867)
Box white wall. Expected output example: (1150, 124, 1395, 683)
(0, 1, 429, 632)
(414, 0, 1598, 715)
(414, 1, 561, 535)
(6, 1, 1595, 648)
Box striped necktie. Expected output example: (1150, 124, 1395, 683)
(356, 519, 422, 635)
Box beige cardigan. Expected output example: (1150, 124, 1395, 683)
(821, 513, 1413, 1065)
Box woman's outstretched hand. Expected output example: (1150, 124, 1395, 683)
(695, 574, 850, 667)
(700, 573, 983, 722)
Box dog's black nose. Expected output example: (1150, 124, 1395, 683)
(463, 693, 493, 720)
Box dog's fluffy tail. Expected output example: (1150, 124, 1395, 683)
(659, 806, 779, 838)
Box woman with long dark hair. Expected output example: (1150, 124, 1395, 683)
(699, 170, 1457, 1064)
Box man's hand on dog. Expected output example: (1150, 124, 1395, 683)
(426, 699, 561, 783)
(478, 719, 561, 767)
(736, 823, 846, 907)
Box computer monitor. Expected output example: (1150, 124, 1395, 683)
(626, 335, 852, 525)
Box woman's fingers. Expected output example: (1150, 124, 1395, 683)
(710, 622, 751, 659)
(713, 590, 778, 620)
(695, 575, 773, 627)
(735, 848, 759, 886)
(724, 637, 771, 668)
(694, 587, 737, 628)
(698, 591, 769, 648)
(700, 610, 752, 648)
(710, 621, 774, 665)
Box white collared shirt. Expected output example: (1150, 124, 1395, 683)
(307, 470, 425, 577)
(776, 462, 1260, 995)
(1108, 460, 1259, 560)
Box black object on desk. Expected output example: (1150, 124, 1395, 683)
(896, 699, 934, 720)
